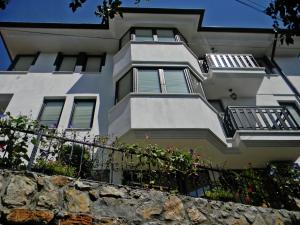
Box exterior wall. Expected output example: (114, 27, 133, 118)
(0, 53, 114, 135)
(275, 56, 300, 93)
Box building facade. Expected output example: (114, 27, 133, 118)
(0, 8, 300, 170)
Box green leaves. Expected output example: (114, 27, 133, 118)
(69, 0, 86, 12)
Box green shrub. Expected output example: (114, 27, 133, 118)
(34, 159, 76, 177)
(205, 188, 235, 201)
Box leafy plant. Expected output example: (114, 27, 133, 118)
(34, 159, 76, 177)
(205, 188, 235, 201)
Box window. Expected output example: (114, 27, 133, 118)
(156, 29, 176, 42)
(10, 55, 36, 71)
(116, 68, 202, 103)
(84, 56, 103, 72)
(39, 100, 65, 128)
(137, 69, 161, 93)
(135, 29, 154, 42)
(69, 99, 96, 129)
(164, 69, 189, 93)
(116, 70, 133, 102)
(280, 102, 300, 127)
(56, 55, 77, 72)
(119, 28, 184, 48)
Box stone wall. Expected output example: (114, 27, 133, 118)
(0, 170, 299, 225)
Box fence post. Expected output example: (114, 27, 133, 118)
(27, 128, 43, 171)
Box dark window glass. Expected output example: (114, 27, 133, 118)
(85, 57, 102, 72)
(59, 56, 77, 71)
(117, 70, 132, 102)
(69, 100, 96, 129)
(138, 69, 161, 93)
(156, 29, 176, 42)
(12, 56, 35, 71)
(39, 100, 64, 128)
(280, 102, 300, 127)
(135, 29, 153, 42)
(164, 69, 189, 93)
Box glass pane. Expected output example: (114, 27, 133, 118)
(13, 56, 34, 71)
(117, 71, 132, 102)
(164, 69, 189, 93)
(40, 101, 64, 128)
(157, 29, 175, 42)
(85, 57, 101, 72)
(190, 74, 202, 94)
(138, 69, 161, 93)
(70, 100, 95, 129)
(135, 29, 153, 42)
(59, 56, 77, 71)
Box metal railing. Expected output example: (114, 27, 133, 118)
(223, 106, 300, 137)
(202, 53, 261, 73)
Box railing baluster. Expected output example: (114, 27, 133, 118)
(246, 55, 256, 67)
(265, 108, 280, 129)
(274, 110, 289, 130)
(257, 109, 272, 129)
(281, 108, 297, 129)
(250, 109, 263, 129)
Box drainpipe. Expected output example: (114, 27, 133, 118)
(270, 32, 300, 103)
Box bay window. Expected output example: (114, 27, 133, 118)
(116, 67, 202, 103)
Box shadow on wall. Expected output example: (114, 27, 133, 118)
(66, 56, 114, 135)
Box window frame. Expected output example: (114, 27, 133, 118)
(38, 99, 65, 128)
(8, 53, 39, 71)
(68, 99, 96, 130)
(119, 27, 186, 49)
(81, 54, 106, 73)
(54, 53, 78, 72)
(115, 67, 201, 103)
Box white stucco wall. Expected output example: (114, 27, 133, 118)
(0, 53, 114, 136)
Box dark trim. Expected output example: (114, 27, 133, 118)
(198, 26, 275, 33)
(69, 99, 96, 129)
(115, 69, 133, 103)
(76, 52, 87, 71)
(207, 100, 225, 112)
(38, 99, 65, 129)
(0, 21, 109, 29)
(0, 31, 12, 62)
(32, 52, 40, 65)
(120, 7, 204, 15)
(55, 53, 77, 72)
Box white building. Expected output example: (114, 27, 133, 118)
(0, 7, 299, 170)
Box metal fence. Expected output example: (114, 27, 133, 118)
(0, 124, 299, 210)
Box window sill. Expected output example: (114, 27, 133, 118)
(80, 72, 101, 75)
(52, 71, 75, 74)
(65, 128, 92, 132)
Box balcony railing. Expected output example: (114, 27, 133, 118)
(202, 54, 261, 73)
(223, 106, 300, 137)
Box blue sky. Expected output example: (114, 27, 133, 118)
(0, 0, 274, 70)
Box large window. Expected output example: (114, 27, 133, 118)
(116, 68, 202, 103)
(120, 28, 184, 48)
(280, 102, 300, 127)
(38, 100, 65, 128)
(69, 99, 96, 129)
(9, 55, 37, 71)
(54, 53, 106, 72)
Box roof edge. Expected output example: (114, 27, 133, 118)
(198, 26, 275, 33)
(120, 7, 205, 15)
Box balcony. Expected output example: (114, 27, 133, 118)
(202, 54, 266, 98)
(224, 106, 300, 137)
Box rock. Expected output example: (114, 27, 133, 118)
(186, 206, 207, 223)
(51, 175, 71, 187)
(0, 174, 4, 191)
(163, 195, 185, 221)
(294, 198, 300, 209)
(64, 188, 90, 213)
(6, 209, 54, 224)
(59, 214, 93, 225)
(89, 189, 99, 201)
(243, 212, 256, 223)
(252, 214, 267, 225)
(225, 216, 249, 225)
(97, 217, 123, 225)
(136, 202, 162, 220)
(75, 180, 92, 191)
(37, 190, 59, 209)
(99, 186, 126, 198)
(2, 175, 36, 206)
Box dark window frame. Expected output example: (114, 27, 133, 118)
(119, 27, 187, 49)
(8, 52, 40, 71)
(54, 52, 78, 72)
(82, 54, 106, 73)
(68, 99, 96, 129)
(37, 99, 65, 128)
(115, 67, 200, 103)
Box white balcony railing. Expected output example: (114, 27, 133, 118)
(203, 54, 261, 72)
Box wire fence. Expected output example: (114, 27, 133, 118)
(0, 123, 299, 210)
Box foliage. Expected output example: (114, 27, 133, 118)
(205, 188, 235, 201)
(34, 159, 76, 177)
(265, 0, 299, 45)
(0, 0, 9, 10)
(59, 144, 93, 178)
(0, 112, 39, 169)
